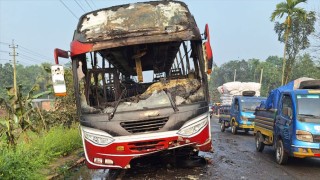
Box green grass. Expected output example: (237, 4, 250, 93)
(0, 124, 82, 180)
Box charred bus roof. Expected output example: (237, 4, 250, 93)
(74, 1, 200, 46)
(71, 1, 202, 76)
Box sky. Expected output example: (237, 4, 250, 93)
(0, 0, 319, 67)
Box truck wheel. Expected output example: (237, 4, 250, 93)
(220, 122, 225, 132)
(255, 132, 265, 152)
(276, 139, 288, 165)
(231, 121, 237, 135)
(245, 129, 249, 134)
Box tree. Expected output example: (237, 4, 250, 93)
(270, 0, 313, 85)
(0, 63, 13, 99)
(291, 54, 320, 79)
(314, 12, 320, 56)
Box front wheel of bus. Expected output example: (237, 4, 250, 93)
(231, 121, 237, 135)
(276, 139, 288, 165)
(255, 132, 265, 152)
(220, 122, 225, 132)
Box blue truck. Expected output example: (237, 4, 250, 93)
(254, 79, 320, 164)
(220, 91, 266, 134)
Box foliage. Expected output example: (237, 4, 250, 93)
(274, 11, 316, 83)
(0, 63, 13, 100)
(314, 12, 320, 56)
(0, 62, 78, 147)
(0, 63, 52, 100)
(27, 66, 77, 131)
(46, 67, 77, 127)
(0, 83, 52, 146)
(0, 124, 82, 180)
(271, 0, 315, 85)
(209, 54, 320, 102)
(291, 54, 320, 79)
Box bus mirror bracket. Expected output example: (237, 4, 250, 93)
(203, 24, 213, 74)
(54, 48, 69, 64)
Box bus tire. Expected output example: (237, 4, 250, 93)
(220, 122, 225, 132)
(276, 139, 288, 165)
(231, 121, 237, 135)
(255, 132, 265, 152)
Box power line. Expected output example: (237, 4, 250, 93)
(19, 53, 49, 63)
(59, 0, 78, 19)
(19, 45, 53, 61)
(0, 41, 10, 45)
(73, 0, 86, 13)
(19, 57, 40, 65)
(0, 59, 11, 61)
(0, 50, 10, 53)
(89, 0, 97, 9)
(84, 0, 93, 11)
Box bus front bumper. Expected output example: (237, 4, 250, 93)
(81, 123, 212, 169)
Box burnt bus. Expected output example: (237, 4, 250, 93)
(52, 1, 213, 169)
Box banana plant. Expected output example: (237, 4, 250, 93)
(0, 83, 52, 147)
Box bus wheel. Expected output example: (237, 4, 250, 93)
(255, 132, 265, 152)
(231, 121, 237, 135)
(220, 122, 225, 132)
(276, 139, 288, 165)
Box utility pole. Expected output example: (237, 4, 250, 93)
(9, 40, 18, 99)
(233, 69, 237, 82)
(260, 68, 264, 84)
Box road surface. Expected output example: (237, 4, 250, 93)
(67, 116, 320, 180)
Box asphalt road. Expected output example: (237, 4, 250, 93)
(67, 116, 320, 180)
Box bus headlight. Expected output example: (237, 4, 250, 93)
(83, 131, 114, 146)
(177, 118, 208, 137)
(296, 130, 313, 142)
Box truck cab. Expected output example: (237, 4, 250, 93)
(219, 91, 266, 134)
(254, 79, 320, 164)
(275, 90, 320, 161)
(229, 93, 266, 134)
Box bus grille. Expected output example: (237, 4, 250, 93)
(120, 117, 169, 133)
(128, 140, 165, 152)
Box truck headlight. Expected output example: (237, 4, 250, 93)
(296, 130, 313, 142)
(177, 118, 208, 137)
(83, 131, 114, 146)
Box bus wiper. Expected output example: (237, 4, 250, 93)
(109, 89, 127, 120)
(163, 88, 179, 112)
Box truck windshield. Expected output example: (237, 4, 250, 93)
(240, 99, 263, 112)
(297, 94, 320, 123)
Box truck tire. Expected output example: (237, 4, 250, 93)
(245, 129, 250, 134)
(220, 122, 225, 132)
(231, 121, 237, 135)
(276, 139, 288, 165)
(255, 132, 265, 152)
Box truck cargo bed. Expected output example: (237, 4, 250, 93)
(254, 109, 276, 131)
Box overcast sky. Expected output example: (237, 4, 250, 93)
(0, 0, 319, 67)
